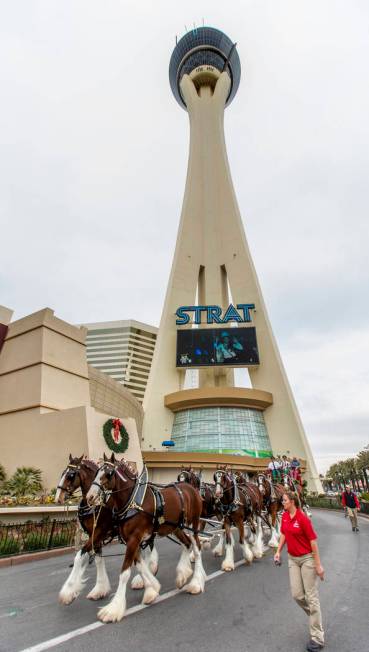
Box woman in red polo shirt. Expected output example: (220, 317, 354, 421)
(274, 490, 325, 652)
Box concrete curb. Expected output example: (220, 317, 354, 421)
(0, 545, 74, 569)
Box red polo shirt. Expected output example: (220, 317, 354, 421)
(281, 508, 317, 557)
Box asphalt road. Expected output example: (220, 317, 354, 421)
(0, 510, 368, 652)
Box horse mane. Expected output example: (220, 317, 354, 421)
(117, 458, 137, 478)
(81, 458, 98, 472)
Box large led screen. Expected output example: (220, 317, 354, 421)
(176, 327, 259, 368)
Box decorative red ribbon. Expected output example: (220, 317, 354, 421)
(112, 418, 122, 443)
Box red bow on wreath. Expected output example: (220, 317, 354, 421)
(112, 418, 122, 443)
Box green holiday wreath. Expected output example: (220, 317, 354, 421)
(102, 418, 129, 454)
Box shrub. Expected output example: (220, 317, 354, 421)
(5, 467, 43, 497)
(360, 492, 369, 502)
(23, 532, 48, 552)
(0, 464, 6, 484)
(50, 532, 72, 548)
(0, 538, 21, 556)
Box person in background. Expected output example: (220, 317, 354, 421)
(268, 455, 282, 482)
(341, 485, 360, 532)
(274, 490, 325, 652)
(291, 455, 301, 480)
(282, 454, 291, 481)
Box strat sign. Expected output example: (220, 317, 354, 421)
(175, 303, 255, 326)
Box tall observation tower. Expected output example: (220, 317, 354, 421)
(142, 27, 321, 491)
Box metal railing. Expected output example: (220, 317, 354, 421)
(0, 518, 77, 557)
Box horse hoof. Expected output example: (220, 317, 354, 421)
(185, 581, 203, 594)
(221, 562, 234, 572)
(131, 575, 144, 590)
(59, 590, 79, 605)
(98, 604, 125, 623)
(143, 587, 159, 604)
(213, 549, 223, 558)
(86, 588, 110, 601)
(189, 551, 195, 563)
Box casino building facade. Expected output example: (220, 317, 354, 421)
(142, 27, 322, 491)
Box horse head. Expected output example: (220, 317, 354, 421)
(86, 453, 136, 506)
(177, 466, 200, 488)
(213, 466, 232, 498)
(55, 454, 86, 504)
(257, 472, 268, 495)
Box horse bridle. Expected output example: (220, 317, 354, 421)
(57, 463, 81, 495)
(91, 460, 137, 495)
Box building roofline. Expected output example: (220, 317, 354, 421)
(79, 319, 158, 335)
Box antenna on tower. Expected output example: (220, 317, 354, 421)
(184, 25, 188, 33)
(193, 22, 197, 35)
(175, 35, 178, 45)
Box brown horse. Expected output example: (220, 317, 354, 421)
(87, 454, 206, 623)
(213, 468, 256, 571)
(55, 454, 158, 601)
(55, 454, 114, 604)
(256, 471, 284, 547)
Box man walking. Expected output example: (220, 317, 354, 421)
(341, 485, 361, 532)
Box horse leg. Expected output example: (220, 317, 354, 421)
(97, 536, 138, 623)
(238, 518, 253, 564)
(251, 516, 264, 559)
(268, 505, 280, 547)
(86, 550, 111, 600)
(131, 544, 158, 590)
(59, 548, 90, 604)
(222, 520, 235, 572)
(136, 551, 161, 605)
(185, 534, 206, 594)
(174, 529, 194, 589)
(213, 530, 224, 557)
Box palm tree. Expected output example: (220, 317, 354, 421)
(5, 467, 43, 497)
(0, 464, 6, 484)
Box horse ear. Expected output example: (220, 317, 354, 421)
(77, 454, 84, 464)
(69, 453, 73, 462)
(103, 452, 107, 461)
(110, 452, 115, 463)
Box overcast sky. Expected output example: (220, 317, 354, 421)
(1, 1, 369, 473)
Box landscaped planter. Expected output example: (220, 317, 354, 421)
(0, 505, 78, 524)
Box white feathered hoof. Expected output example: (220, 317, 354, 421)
(185, 575, 205, 594)
(86, 586, 111, 601)
(213, 545, 224, 557)
(58, 588, 80, 605)
(142, 587, 159, 605)
(176, 567, 193, 589)
(98, 602, 125, 623)
(221, 560, 235, 572)
(131, 574, 144, 590)
(189, 550, 195, 563)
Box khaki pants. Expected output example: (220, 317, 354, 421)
(288, 553, 324, 645)
(347, 507, 358, 529)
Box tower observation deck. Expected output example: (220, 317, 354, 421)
(142, 27, 322, 492)
(169, 27, 241, 109)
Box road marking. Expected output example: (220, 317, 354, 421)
(18, 559, 247, 652)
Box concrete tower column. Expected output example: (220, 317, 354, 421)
(142, 28, 321, 491)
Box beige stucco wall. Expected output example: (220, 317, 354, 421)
(0, 407, 143, 490)
(88, 365, 143, 437)
(0, 308, 144, 489)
